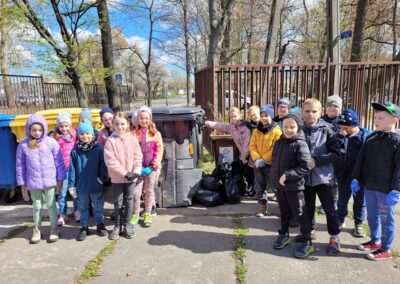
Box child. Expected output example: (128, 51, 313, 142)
(299, 98, 341, 256)
(353, 102, 400, 261)
(68, 121, 108, 241)
(336, 109, 371, 237)
(273, 98, 291, 128)
(270, 114, 314, 258)
(205, 107, 251, 165)
(97, 107, 114, 147)
(321, 94, 342, 130)
(247, 105, 260, 133)
(55, 112, 78, 225)
(249, 104, 282, 216)
(16, 114, 65, 244)
(131, 106, 164, 227)
(104, 112, 143, 240)
(79, 108, 99, 138)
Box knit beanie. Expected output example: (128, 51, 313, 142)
(138, 106, 152, 119)
(278, 98, 291, 108)
(326, 94, 343, 109)
(57, 112, 72, 126)
(78, 121, 94, 135)
(100, 107, 114, 118)
(260, 104, 274, 117)
(282, 113, 303, 131)
(338, 108, 359, 127)
(79, 108, 92, 121)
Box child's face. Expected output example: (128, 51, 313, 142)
(248, 111, 260, 123)
(326, 106, 340, 119)
(58, 122, 70, 134)
(113, 117, 129, 135)
(282, 118, 298, 139)
(230, 112, 241, 125)
(278, 105, 289, 117)
(30, 123, 43, 139)
(302, 103, 321, 125)
(260, 113, 272, 125)
(79, 132, 93, 143)
(138, 111, 151, 128)
(102, 113, 114, 128)
(374, 111, 397, 132)
(338, 125, 358, 135)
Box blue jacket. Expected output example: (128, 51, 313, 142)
(336, 128, 371, 181)
(68, 142, 108, 194)
(302, 119, 340, 186)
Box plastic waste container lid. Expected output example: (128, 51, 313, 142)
(0, 114, 16, 127)
(129, 107, 205, 122)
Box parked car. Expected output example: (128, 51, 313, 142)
(224, 90, 251, 109)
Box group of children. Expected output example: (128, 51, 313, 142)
(205, 96, 400, 261)
(16, 106, 164, 243)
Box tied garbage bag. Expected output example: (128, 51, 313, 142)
(224, 173, 245, 204)
(200, 175, 224, 192)
(193, 188, 225, 207)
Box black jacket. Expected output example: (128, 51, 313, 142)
(353, 131, 400, 193)
(270, 131, 311, 191)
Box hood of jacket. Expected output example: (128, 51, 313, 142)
(25, 114, 48, 141)
(257, 120, 278, 134)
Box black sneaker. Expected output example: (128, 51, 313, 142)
(294, 230, 316, 243)
(109, 227, 120, 240)
(77, 227, 89, 241)
(273, 234, 290, 249)
(327, 237, 340, 256)
(96, 223, 109, 237)
(151, 205, 157, 216)
(124, 226, 136, 239)
(294, 242, 315, 258)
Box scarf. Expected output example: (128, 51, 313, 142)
(76, 140, 96, 152)
(256, 121, 277, 134)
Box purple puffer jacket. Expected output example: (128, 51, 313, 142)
(16, 114, 66, 191)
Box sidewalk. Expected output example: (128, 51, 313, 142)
(0, 199, 399, 283)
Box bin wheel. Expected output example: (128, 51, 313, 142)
(3, 188, 19, 204)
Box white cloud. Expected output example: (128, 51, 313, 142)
(127, 35, 148, 52)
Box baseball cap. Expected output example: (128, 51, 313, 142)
(371, 102, 400, 119)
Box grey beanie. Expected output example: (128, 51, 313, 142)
(326, 94, 343, 109)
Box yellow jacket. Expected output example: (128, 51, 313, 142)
(249, 124, 282, 165)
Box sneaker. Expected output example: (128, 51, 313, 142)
(294, 242, 315, 258)
(96, 223, 108, 237)
(294, 230, 316, 243)
(366, 249, 392, 261)
(327, 237, 340, 256)
(124, 226, 136, 239)
(130, 214, 139, 228)
(269, 194, 278, 202)
(273, 234, 290, 249)
(48, 227, 60, 243)
(74, 211, 81, 223)
(151, 205, 157, 216)
(354, 224, 366, 238)
(339, 222, 346, 230)
(30, 227, 41, 244)
(318, 206, 325, 215)
(357, 240, 381, 251)
(77, 227, 89, 241)
(256, 203, 267, 217)
(143, 212, 152, 227)
(109, 227, 120, 240)
(57, 215, 65, 226)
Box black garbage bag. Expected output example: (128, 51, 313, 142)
(200, 175, 224, 192)
(225, 172, 246, 204)
(193, 188, 225, 207)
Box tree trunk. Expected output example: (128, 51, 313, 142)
(97, 0, 121, 111)
(392, 0, 398, 59)
(69, 67, 88, 107)
(263, 0, 282, 64)
(181, 0, 191, 106)
(350, 0, 369, 62)
(247, 0, 254, 64)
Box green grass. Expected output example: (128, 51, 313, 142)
(200, 146, 215, 174)
(76, 240, 117, 283)
(392, 250, 399, 258)
(232, 214, 248, 284)
(0, 223, 32, 246)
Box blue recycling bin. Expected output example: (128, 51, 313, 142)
(0, 114, 19, 203)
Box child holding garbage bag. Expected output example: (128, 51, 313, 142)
(104, 112, 143, 240)
(131, 106, 164, 227)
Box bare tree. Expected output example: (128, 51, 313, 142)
(263, 0, 282, 64)
(350, 0, 369, 62)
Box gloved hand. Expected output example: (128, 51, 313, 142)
(386, 191, 400, 207)
(254, 159, 266, 168)
(125, 172, 139, 182)
(351, 179, 360, 195)
(141, 167, 153, 177)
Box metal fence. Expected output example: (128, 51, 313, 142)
(0, 74, 134, 114)
(195, 61, 400, 149)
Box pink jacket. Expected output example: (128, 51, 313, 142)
(206, 121, 250, 163)
(97, 127, 112, 147)
(104, 132, 143, 184)
(57, 128, 77, 169)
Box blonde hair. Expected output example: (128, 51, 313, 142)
(229, 107, 241, 117)
(302, 98, 322, 111)
(113, 112, 131, 133)
(247, 105, 260, 117)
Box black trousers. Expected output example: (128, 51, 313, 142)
(305, 184, 341, 236)
(277, 189, 311, 242)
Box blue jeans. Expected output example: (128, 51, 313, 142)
(365, 189, 396, 251)
(78, 192, 104, 228)
(337, 175, 365, 225)
(58, 171, 79, 214)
